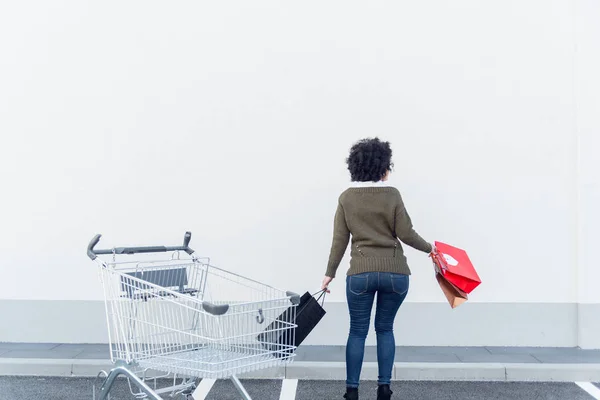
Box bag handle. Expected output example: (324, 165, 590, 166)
(313, 289, 327, 307)
(430, 252, 447, 273)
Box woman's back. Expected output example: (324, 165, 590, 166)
(326, 185, 432, 279)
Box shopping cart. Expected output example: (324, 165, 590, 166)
(87, 232, 300, 400)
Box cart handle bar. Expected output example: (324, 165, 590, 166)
(87, 232, 195, 260)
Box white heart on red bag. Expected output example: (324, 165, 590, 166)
(443, 254, 459, 267)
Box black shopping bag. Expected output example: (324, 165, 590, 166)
(258, 290, 326, 358)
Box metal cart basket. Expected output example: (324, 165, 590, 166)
(87, 232, 299, 400)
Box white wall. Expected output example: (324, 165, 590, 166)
(575, 0, 600, 348)
(576, 0, 600, 305)
(0, 1, 591, 311)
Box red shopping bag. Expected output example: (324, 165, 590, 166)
(434, 241, 481, 294)
(432, 257, 469, 309)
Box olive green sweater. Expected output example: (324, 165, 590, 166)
(325, 186, 432, 278)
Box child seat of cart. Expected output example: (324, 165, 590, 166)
(121, 267, 199, 300)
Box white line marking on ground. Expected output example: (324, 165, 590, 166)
(192, 378, 216, 400)
(576, 382, 600, 399)
(280, 379, 298, 400)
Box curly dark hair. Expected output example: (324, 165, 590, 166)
(346, 138, 394, 182)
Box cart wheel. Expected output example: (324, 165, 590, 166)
(179, 382, 198, 399)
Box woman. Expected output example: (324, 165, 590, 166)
(322, 138, 435, 400)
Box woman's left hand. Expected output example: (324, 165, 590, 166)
(321, 276, 333, 293)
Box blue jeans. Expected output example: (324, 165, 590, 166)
(346, 272, 409, 388)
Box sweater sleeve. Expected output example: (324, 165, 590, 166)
(395, 193, 432, 253)
(325, 201, 350, 278)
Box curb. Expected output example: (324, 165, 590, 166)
(1, 359, 600, 382)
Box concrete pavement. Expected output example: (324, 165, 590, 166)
(1, 377, 600, 400)
(2, 344, 600, 399)
(2, 344, 600, 382)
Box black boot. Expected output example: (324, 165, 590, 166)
(377, 384, 393, 400)
(343, 387, 359, 400)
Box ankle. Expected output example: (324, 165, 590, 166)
(344, 387, 359, 399)
(377, 384, 393, 399)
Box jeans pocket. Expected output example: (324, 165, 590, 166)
(348, 275, 369, 295)
(390, 274, 409, 295)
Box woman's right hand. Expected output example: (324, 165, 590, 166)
(430, 243, 438, 255)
